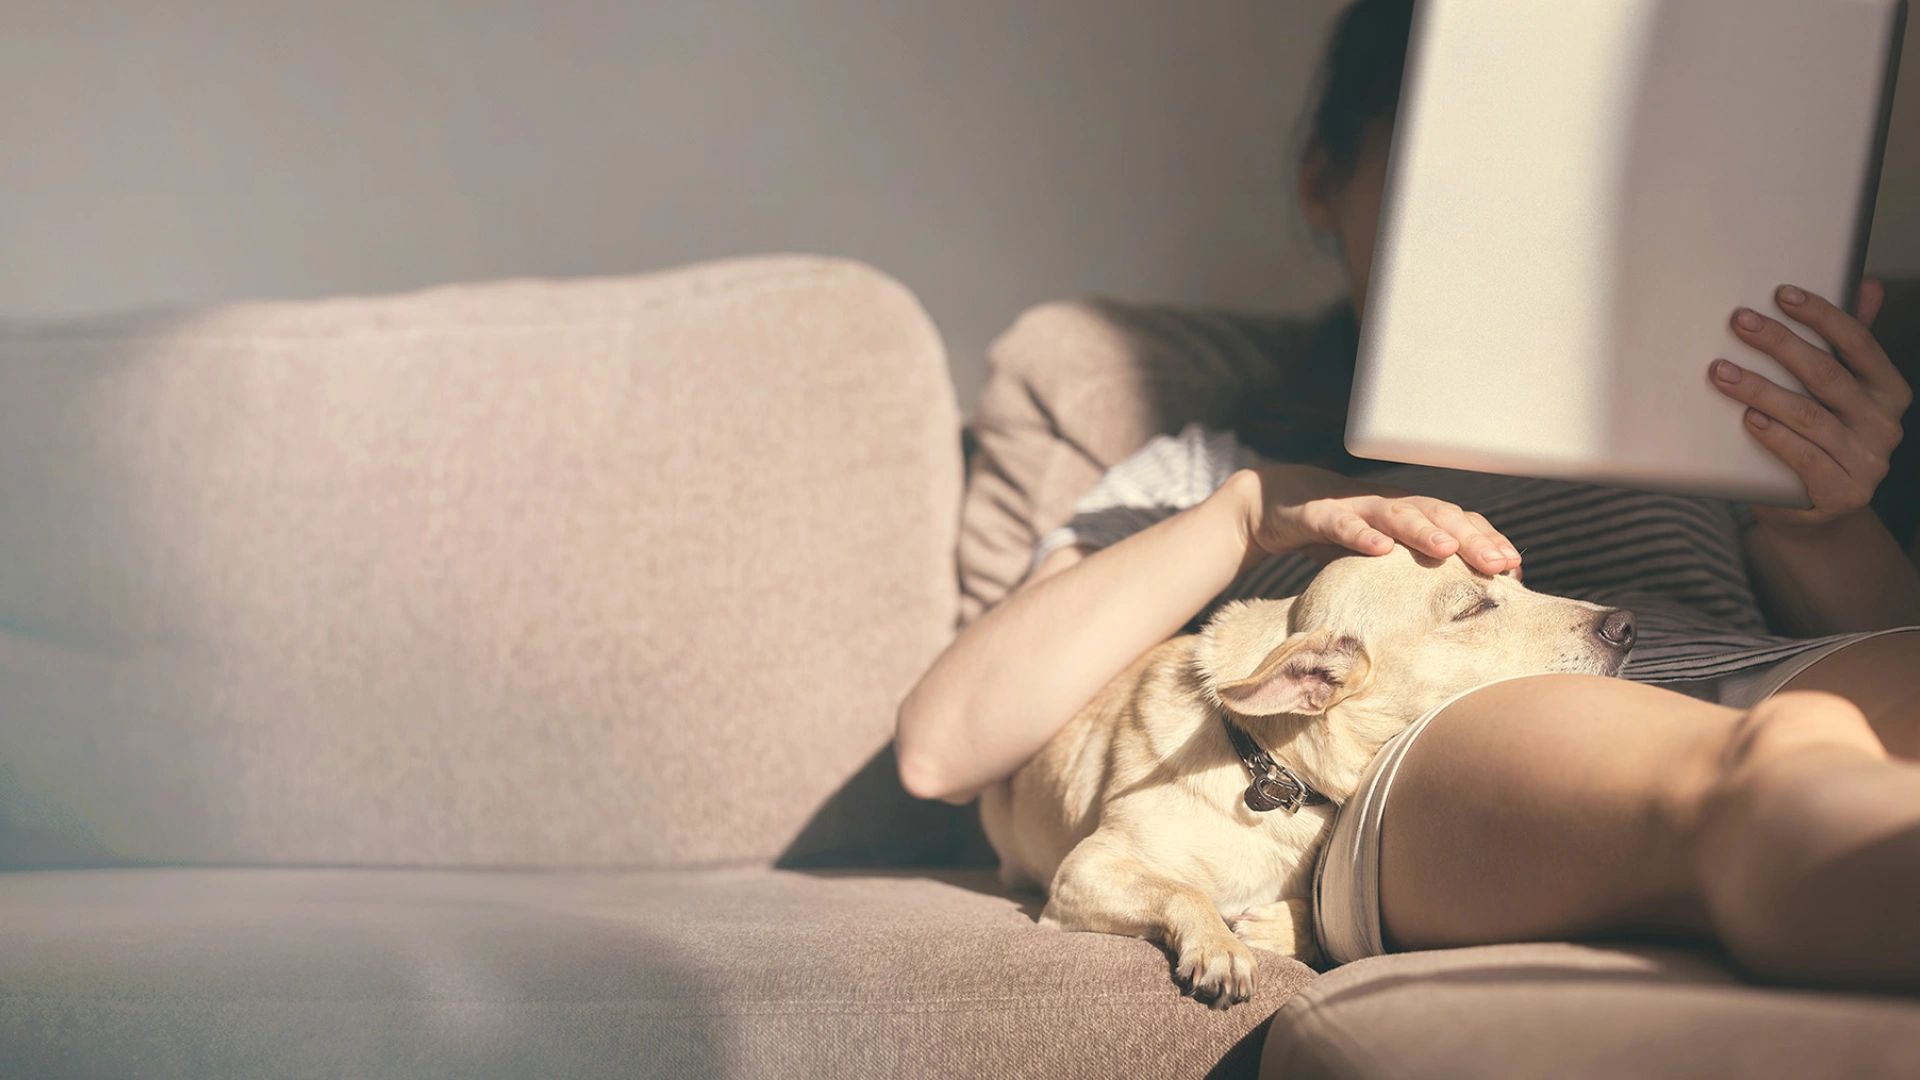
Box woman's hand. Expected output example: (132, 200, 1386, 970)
(1224, 464, 1522, 577)
(1710, 280, 1912, 525)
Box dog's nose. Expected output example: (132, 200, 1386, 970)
(1596, 609, 1637, 649)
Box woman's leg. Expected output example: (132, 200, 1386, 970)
(1774, 630, 1920, 758)
(1376, 673, 1920, 988)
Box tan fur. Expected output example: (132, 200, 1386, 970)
(980, 545, 1633, 1008)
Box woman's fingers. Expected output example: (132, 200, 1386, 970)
(1346, 497, 1518, 574)
(1375, 499, 1458, 559)
(1325, 510, 1394, 556)
(1854, 277, 1886, 331)
(1291, 492, 1517, 575)
(1739, 407, 1878, 511)
(1754, 288, 1912, 415)
(1466, 511, 1521, 561)
(1716, 286, 1910, 521)
(1728, 302, 1890, 431)
(1425, 503, 1522, 573)
(1709, 357, 1879, 473)
(1295, 498, 1438, 559)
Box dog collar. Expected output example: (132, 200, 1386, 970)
(1220, 715, 1330, 813)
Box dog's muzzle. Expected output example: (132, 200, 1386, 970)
(1596, 609, 1636, 650)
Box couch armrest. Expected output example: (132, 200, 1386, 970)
(0, 256, 963, 870)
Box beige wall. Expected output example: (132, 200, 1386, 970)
(3, 1, 1917, 414)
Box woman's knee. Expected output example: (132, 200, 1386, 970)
(1715, 691, 1885, 780)
(1692, 691, 1885, 858)
(1692, 692, 1910, 981)
(1777, 631, 1920, 759)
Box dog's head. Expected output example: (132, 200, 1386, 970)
(1192, 545, 1634, 798)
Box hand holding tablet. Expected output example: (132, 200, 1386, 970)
(1346, 0, 1909, 507)
(1709, 280, 1911, 524)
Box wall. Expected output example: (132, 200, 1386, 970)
(3, 1, 1916, 414)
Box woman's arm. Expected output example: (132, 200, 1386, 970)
(1743, 509, 1920, 635)
(1709, 280, 1920, 634)
(895, 479, 1252, 805)
(895, 465, 1522, 805)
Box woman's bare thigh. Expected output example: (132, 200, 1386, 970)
(1377, 674, 1733, 952)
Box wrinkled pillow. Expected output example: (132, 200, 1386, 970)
(957, 299, 1346, 624)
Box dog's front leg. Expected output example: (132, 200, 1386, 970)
(1230, 898, 1322, 966)
(1041, 832, 1255, 1008)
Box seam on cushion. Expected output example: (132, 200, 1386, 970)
(0, 258, 913, 348)
(1014, 370, 1181, 584)
(1019, 375, 1263, 563)
(1040, 364, 1265, 472)
(1034, 375, 1147, 480)
(964, 399, 1051, 537)
(1011, 377, 1102, 536)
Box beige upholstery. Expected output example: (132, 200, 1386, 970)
(957, 299, 1344, 624)
(1262, 943, 1920, 1079)
(0, 256, 960, 869)
(0, 866, 1312, 1080)
(9, 266, 1920, 1078)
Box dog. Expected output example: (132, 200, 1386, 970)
(979, 545, 1636, 1007)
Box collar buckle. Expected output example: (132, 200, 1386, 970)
(1245, 765, 1312, 813)
(1223, 714, 1328, 814)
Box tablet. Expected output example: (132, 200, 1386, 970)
(1345, 0, 1907, 506)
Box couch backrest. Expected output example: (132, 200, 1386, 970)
(0, 256, 961, 869)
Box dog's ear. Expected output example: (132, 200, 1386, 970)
(1215, 628, 1369, 717)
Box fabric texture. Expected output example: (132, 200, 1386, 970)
(0, 866, 1314, 1080)
(1030, 422, 1266, 574)
(0, 256, 960, 869)
(1262, 942, 1920, 1080)
(956, 299, 1335, 624)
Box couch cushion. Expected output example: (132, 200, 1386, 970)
(0, 256, 960, 869)
(1262, 942, 1920, 1080)
(0, 866, 1313, 1079)
(957, 299, 1344, 624)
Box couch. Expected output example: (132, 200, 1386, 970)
(2, 255, 1916, 1078)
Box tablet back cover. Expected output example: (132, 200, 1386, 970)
(1346, 0, 1906, 505)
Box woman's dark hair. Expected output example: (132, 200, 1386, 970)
(1237, 0, 1416, 468)
(1301, 0, 1416, 190)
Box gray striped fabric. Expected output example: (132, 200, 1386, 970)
(1034, 423, 1892, 693)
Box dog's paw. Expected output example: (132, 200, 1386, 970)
(1172, 930, 1257, 1009)
(1230, 899, 1322, 965)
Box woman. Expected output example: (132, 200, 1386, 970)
(897, 0, 1920, 988)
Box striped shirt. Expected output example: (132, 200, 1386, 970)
(1033, 422, 1880, 693)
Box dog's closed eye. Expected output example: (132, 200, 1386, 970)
(1451, 596, 1498, 622)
